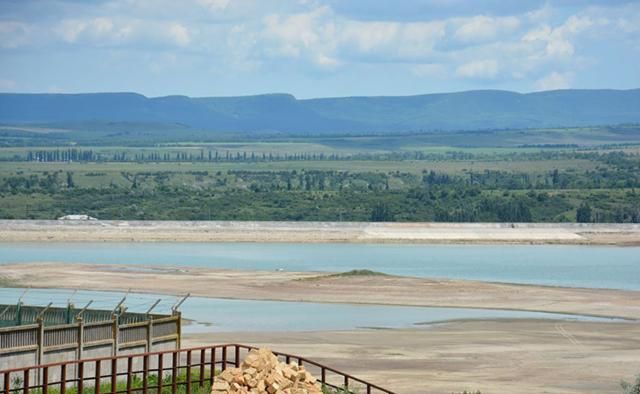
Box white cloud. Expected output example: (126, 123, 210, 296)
(535, 71, 572, 90)
(262, 7, 445, 68)
(47, 85, 67, 93)
(1, 0, 639, 94)
(616, 18, 638, 33)
(197, 0, 231, 11)
(522, 15, 598, 60)
(314, 53, 340, 68)
(168, 23, 191, 47)
(55, 17, 135, 44)
(0, 21, 31, 48)
(456, 59, 499, 79)
(263, 6, 329, 59)
(411, 63, 447, 79)
(0, 79, 17, 90)
(454, 15, 520, 43)
(56, 20, 87, 43)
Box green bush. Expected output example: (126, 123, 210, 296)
(621, 374, 640, 394)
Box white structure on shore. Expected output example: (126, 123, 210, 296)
(57, 214, 98, 221)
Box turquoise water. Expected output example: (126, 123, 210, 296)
(0, 288, 622, 332)
(1, 243, 639, 290)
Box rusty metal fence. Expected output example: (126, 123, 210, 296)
(0, 344, 395, 394)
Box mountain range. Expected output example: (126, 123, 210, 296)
(1, 89, 639, 134)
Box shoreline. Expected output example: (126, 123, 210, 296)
(3, 262, 639, 393)
(1, 219, 640, 245)
(2, 283, 633, 322)
(3, 263, 639, 320)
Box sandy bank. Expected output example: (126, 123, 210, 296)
(2, 263, 639, 320)
(1, 220, 639, 245)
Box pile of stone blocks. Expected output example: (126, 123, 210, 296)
(210, 348, 323, 394)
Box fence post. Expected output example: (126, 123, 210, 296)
(37, 317, 44, 387)
(16, 302, 22, 326)
(146, 317, 153, 352)
(175, 312, 181, 350)
(112, 315, 119, 357)
(66, 303, 74, 324)
(77, 317, 84, 361)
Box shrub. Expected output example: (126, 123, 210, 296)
(621, 374, 640, 394)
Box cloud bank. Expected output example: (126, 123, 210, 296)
(0, 0, 638, 97)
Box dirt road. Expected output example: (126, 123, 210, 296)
(1, 220, 639, 245)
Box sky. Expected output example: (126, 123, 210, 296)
(0, 0, 639, 98)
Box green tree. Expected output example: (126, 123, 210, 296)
(370, 203, 393, 222)
(576, 203, 592, 223)
(66, 172, 74, 188)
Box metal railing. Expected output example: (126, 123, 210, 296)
(0, 344, 395, 394)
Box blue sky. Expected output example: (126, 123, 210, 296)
(0, 0, 638, 98)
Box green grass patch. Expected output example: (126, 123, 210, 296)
(301, 270, 390, 281)
(8, 370, 214, 394)
(0, 276, 18, 288)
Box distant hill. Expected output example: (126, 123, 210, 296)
(1, 89, 639, 134)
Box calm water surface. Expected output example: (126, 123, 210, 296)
(0, 288, 621, 332)
(1, 243, 639, 290)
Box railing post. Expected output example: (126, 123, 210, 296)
(126, 357, 133, 394)
(77, 362, 84, 393)
(156, 353, 163, 394)
(95, 360, 101, 394)
(142, 354, 149, 394)
(22, 370, 28, 394)
(234, 346, 240, 367)
(171, 352, 177, 393)
(110, 358, 117, 394)
(199, 349, 205, 387)
(221, 347, 227, 371)
(209, 347, 216, 386)
(4, 372, 10, 394)
(42, 367, 48, 394)
(60, 364, 67, 394)
(186, 350, 192, 394)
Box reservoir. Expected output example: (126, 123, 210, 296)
(0, 288, 624, 332)
(1, 243, 639, 290)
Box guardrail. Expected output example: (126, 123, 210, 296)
(0, 343, 395, 394)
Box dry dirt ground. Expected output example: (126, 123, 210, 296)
(1, 220, 640, 245)
(183, 320, 640, 394)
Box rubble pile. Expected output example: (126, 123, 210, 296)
(210, 348, 323, 394)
